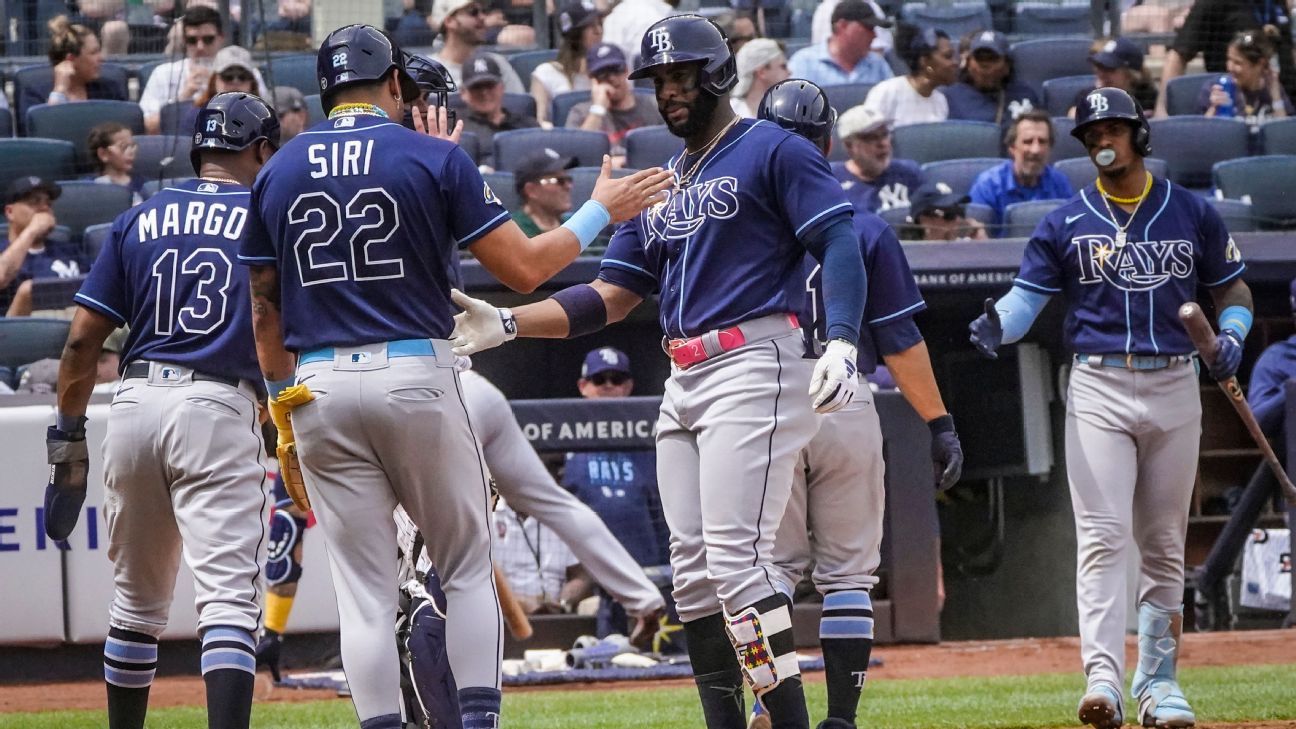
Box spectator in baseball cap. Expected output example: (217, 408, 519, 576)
(459, 53, 539, 169)
(512, 147, 579, 236)
(1070, 37, 1157, 116)
(272, 85, 309, 142)
(788, 0, 894, 88)
(945, 30, 1040, 125)
(2, 177, 82, 316)
(566, 43, 661, 161)
(731, 39, 790, 118)
(831, 105, 925, 214)
(902, 182, 987, 241)
(579, 346, 634, 397)
(531, 0, 602, 125)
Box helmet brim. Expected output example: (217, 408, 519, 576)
(628, 53, 708, 80)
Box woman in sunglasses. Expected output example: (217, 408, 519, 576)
(1199, 30, 1291, 131)
(179, 45, 267, 137)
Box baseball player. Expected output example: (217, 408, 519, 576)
(757, 79, 964, 729)
(448, 15, 868, 729)
(43, 92, 279, 729)
(969, 87, 1252, 729)
(236, 24, 670, 729)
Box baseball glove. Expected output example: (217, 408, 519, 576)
(269, 384, 315, 512)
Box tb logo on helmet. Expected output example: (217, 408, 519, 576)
(649, 27, 674, 53)
(1087, 92, 1109, 114)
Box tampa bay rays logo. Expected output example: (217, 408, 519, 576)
(1073, 235, 1194, 291)
(649, 27, 674, 53)
(644, 176, 739, 244)
(1086, 92, 1109, 113)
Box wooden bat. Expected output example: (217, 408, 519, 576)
(493, 563, 534, 640)
(1179, 302, 1296, 505)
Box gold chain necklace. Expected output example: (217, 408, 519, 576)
(200, 176, 239, 185)
(675, 117, 740, 189)
(328, 102, 389, 119)
(1097, 172, 1153, 247)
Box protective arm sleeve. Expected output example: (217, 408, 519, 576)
(804, 216, 866, 345)
(995, 285, 1052, 344)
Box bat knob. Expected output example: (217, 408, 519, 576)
(1178, 302, 1201, 321)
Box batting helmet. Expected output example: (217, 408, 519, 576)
(757, 79, 837, 148)
(628, 14, 737, 96)
(190, 92, 280, 175)
(1071, 86, 1151, 157)
(317, 24, 419, 112)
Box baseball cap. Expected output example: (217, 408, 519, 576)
(831, 0, 892, 29)
(431, 0, 476, 32)
(968, 30, 1009, 57)
(836, 104, 889, 139)
(733, 39, 784, 97)
(581, 347, 632, 378)
(515, 147, 578, 188)
(1089, 37, 1144, 72)
(462, 54, 504, 88)
(5, 176, 61, 204)
(909, 182, 969, 220)
(586, 43, 628, 77)
(558, 0, 600, 35)
(213, 45, 256, 75)
(271, 85, 305, 115)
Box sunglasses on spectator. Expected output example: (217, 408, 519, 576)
(221, 70, 253, 82)
(185, 33, 219, 46)
(538, 175, 573, 186)
(589, 373, 628, 386)
(456, 5, 484, 17)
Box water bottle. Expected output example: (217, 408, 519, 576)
(1216, 74, 1237, 118)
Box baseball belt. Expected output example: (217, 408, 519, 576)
(664, 313, 800, 370)
(1075, 354, 1193, 371)
(123, 361, 240, 387)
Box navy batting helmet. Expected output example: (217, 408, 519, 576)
(628, 14, 737, 96)
(190, 92, 280, 175)
(757, 79, 837, 148)
(1071, 86, 1151, 156)
(317, 24, 419, 112)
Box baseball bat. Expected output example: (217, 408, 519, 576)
(493, 563, 534, 640)
(1179, 302, 1296, 505)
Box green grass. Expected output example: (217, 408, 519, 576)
(5, 664, 1296, 728)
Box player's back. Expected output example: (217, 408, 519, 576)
(243, 114, 510, 352)
(74, 179, 259, 382)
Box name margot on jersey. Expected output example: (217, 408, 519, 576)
(136, 198, 248, 243)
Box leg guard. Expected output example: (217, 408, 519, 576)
(724, 597, 800, 698)
(266, 504, 307, 587)
(400, 578, 462, 729)
(1131, 604, 1195, 728)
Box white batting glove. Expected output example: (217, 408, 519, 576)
(809, 339, 859, 414)
(450, 289, 516, 356)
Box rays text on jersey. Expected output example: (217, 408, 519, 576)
(645, 176, 739, 245)
(1073, 235, 1193, 292)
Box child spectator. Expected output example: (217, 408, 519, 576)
(87, 122, 145, 204)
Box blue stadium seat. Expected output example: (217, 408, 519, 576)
(0, 109, 11, 138)
(1053, 156, 1168, 194)
(1012, 3, 1091, 35)
(1148, 117, 1249, 188)
(1164, 72, 1215, 116)
(12, 62, 131, 134)
(892, 120, 1001, 164)
(449, 92, 537, 121)
(506, 49, 558, 89)
(625, 125, 679, 169)
(1259, 117, 1296, 155)
(458, 131, 482, 165)
(51, 181, 135, 239)
(822, 83, 874, 115)
(0, 138, 76, 191)
(26, 100, 145, 171)
(552, 90, 592, 127)
(0, 317, 70, 369)
(920, 158, 1004, 197)
(1206, 197, 1258, 233)
(133, 135, 194, 180)
(1041, 75, 1092, 117)
(965, 201, 996, 226)
(1212, 156, 1296, 229)
(1009, 37, 1096, 99)
(1048, 116, 1087, 161)
(82, 222, 114, 262)
(901, 2, 994, 40)
(1002, 198, 1066, 237)
(266, 54, 318, 95)
(304, 94, 327, 126)
(482, 171, 520, 213)
(158, 100, 194, 138)
(493, 129, 611, 172)
(569, 165, 639, 209)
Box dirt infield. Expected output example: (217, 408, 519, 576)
(1, 629, 1292, 715)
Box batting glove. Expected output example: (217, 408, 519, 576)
(450, 288, 516, 356)
(928, 415, 964, 492)
(969, 298, 1004, 359)
(45, 420, 89, 541)
(809, 339, 859, 414)
(1209, 331, 1243, 381)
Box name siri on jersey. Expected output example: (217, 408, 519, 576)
(307, 138, 376, 178)
(1073, 235, 1194, 291)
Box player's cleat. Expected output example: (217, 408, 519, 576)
(629, 606, 666, 652)
(1132, 604, 1195, 728)
(747, 702, 771, 729)
(255, 631, 283, 683)
(1136, 682, 1195, 728)
(815, 719, 856, 729)
(1077, 682, 1124, 729)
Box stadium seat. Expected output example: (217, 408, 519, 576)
(1049, 116, 1087, 161)
(1259, 117, 1296, 155)
(458, 131, 482, 165)
(506, 49, 558, 89)
(25, 100, 145, 171)
(552, 90, 592, 127)
(1041, 75, 1093, 117)
(1164, 72, 1215, 116)
(1148, 117, 1249, 188)
(0, 138, 76, 191)
(1053, 156, 1168, 194)
(137, 59, 168, 91)
(492, 129, 611, 172)
(822, 83, 874, 114)
(569, 165, 639, 209)
(1002, 198, 1066, 237)
(50, 181, 134, 239)
(482, 170, 520, 212)
(133, 135, 194, 180)
(1213, 155, 1296, 229)
(82, 222, 113, 262)
(892, 120, 1001, 164)
(141, 178, 195, 199)
(1012, 3, 1091, 35)
(304, 94, 327, 126)
(158, 100, 195, 137)
(920, 158, 1004, 197)
(625, 125, 679, 169)
(0, 318, 70, 369)
(0, 109, 12, 138)
(1009, 37, 1096, 99)
(965, 201, 996, 226)
(12, 62, 131, 133)
(1206, 197, 1259, 233)
(449, 92, 537, 121)
(266, 54, 318, 95)
(900, 2, 994, 40)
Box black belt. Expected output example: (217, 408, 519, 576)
(123, 361, 241, 388)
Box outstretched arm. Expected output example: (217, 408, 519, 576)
(450, 280, 644, 355)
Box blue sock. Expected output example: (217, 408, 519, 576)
(201, 626, 256, 729)
(459, 686, 502, 729)
(104, 626, 158, 729)
(820, 589, 874, 724)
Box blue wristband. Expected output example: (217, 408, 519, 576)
(265, 377, 295, 401)
(560, 200, 611, 251)
(1218, 305, 1252, 341)
(55, 412, 87, 433)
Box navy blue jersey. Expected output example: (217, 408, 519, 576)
(831, 159, 923, 213)
(1247, 335, 1296, 438)
(803, 212, 925, 373)
(238, 114, 511, 351)
(562, 450, 669, 567)
(17, 238, 85, 281)
(74, 179, 260, 381)
(1014, 177, 1246, 355)
(598, 118, 852, 339)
